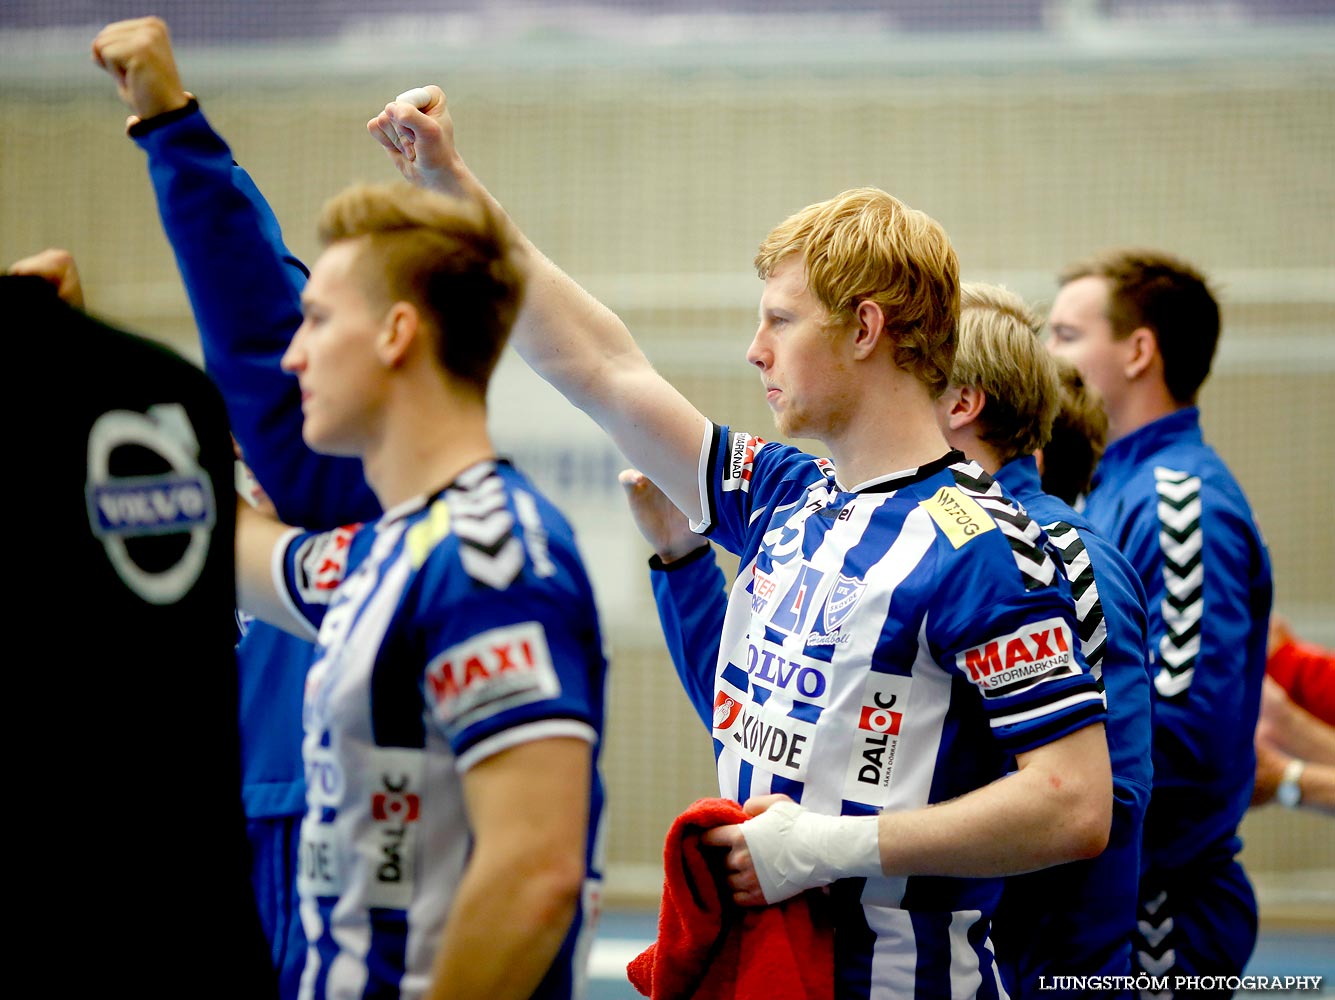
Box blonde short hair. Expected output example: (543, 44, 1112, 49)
(952, 282, 1060, 465)
(318, 181, 526, 392)
(755, 187, 958, 396)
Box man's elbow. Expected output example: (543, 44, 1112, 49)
(521, 849, 586, 929)
(1062, 776, 1113, 861)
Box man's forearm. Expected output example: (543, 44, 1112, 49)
(427, 849, 582, 999)
(874, 724, 1111, 877)
(405, 135, 710, 521)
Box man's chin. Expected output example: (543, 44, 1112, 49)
(302, 423, 357, 458)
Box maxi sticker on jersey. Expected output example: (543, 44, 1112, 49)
(712, 679, 816, 781)
(293, 525, 358, 606)
(842, 671, 914, 807)
(425, 621, 561, 733)
(961, 616, 1077, 698)
(722, 431, 767, 494)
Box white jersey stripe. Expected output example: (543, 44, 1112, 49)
(988, 690, 1108, 729)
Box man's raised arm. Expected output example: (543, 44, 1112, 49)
(93, 16, 379, 530)
(367, 88, 711, 523)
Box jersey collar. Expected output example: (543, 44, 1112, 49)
(839, 450, 964, 494)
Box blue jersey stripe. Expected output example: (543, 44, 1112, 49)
(910, 909, 954, 998)
(363, 908, 410, 999)
(312, 899, 339, 1000)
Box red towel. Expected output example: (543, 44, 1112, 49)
(627, 797, 834, 1000)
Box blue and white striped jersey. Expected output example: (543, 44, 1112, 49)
(274, 459, 607, 1000)
(696, 426, 1107, 999)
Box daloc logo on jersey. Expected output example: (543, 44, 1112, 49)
(364, 749, 425, 908)
(373, 773, 421, 886)
(843, 674, 913, 806)
(371, 789, 421, 824)
(859, 704, 902, 735)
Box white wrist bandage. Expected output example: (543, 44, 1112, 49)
(396, 87, 432, 108)
(742, 801, 882, 904)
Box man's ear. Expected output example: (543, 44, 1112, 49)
(946, 383, 986, 431)
(1124, 326, 1158, 381)
(851, 299, 888, 360)
(378, 302, 420, 367)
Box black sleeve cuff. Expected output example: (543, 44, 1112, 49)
(648, 543, 712, 573)
(127, 97, 200, 138)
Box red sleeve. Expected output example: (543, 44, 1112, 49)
(1267, 638, 1335, 727)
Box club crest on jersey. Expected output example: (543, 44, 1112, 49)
(722, 432, 766, 493)
(425, 621, 561, 731)
(822, 574, 866, 633)
(84, 404, 217, 606)
(961, 617, 1077, 698)
(294, 525, 357, 605)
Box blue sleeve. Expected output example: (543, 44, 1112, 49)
(419, 576, 604, 766)
(1147, 492, 1270, 791)
(648, 545, 727, 730)
(1081, 533, 1154, 797)
(697, 423, 835, 556)
(926, 528, 1108, 757)
(133, 104, 379, 530)
(276, 524, 364, 637)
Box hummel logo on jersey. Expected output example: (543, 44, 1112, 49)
(448, 464, 525, 588)
(950, 464, 1058, 591)
(1045, 521, 1108, 684)
(961, 617, 1077, 697)
(1154, 467, 1203, 698)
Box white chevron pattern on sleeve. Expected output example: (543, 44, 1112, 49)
(1154, 467, 1204, 698)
